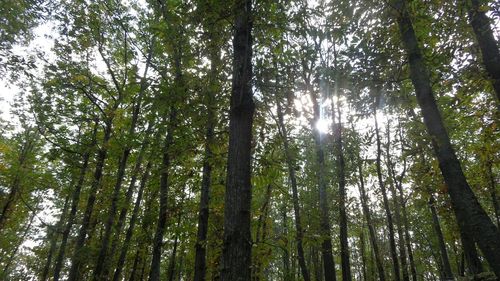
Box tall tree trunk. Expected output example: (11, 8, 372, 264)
(385, 123, 410, 281)
(109, 122, 154, 258)
(374, 109, 400, 281)
(360, 227, 368, 281)
(167, 211, 182, 281)
(148, 109, 176, 281)
(193, 44, 218, 281)
(130, 188, 157, 281)
(276, 99, 311, 281)
(68, 122, 113, 281)
(93, 44, 152, 280)
(253, 184, 272, 281)
(355, 148, 386, 281)
(467, 0, 500, 104)
(396, 174, 418, 281)
(333, 92, 352, 281)
(315, 117, 337, 281)
(312, 247, 323, 281)
(41, 191, 71, 281)
(281, 202, 292, 281)
(53, 149, 92, 281)
(306, 70, 336, 281)
(93, 146, 131, 280)
(220, 0, 254, 280)
(428, 195, 454, 280)
(112, 158, 153, 281)
(392, 0, 500, 276)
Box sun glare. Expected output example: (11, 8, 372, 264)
(316, 118, 330, 134)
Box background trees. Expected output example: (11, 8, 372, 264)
(0, 0, 498, 280)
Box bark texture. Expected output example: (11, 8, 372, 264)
(220, 1, 254, 280)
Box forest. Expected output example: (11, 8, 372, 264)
(0, 0, 499, 280)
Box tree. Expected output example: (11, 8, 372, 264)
(220, 0, 254, 280)
(392, 0, 500, 276)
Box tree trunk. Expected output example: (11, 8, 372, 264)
(1, 206, 36, 277)
(355, 148, 386, 281)
(167, 211, 182, 281)
(41, 191, 71, 281)
(467, 0, 500, 104)
(486, 159, 500, 227)
(458, 225, 483, 275)
(374, 109, 401, 281)
(360, 228, 368, 281)
(253, 184, 272, 281)
(276, 99, 311, 281)
(220, 0, 254, 280)
(112, 158, 153, 281)
(68, 122, 113, 281)
(333, 93, 352, 281)
(385, 124, 410, 281)
(93, 44, 152, 280)
(53, 149, 92, 281)
(148, 109, 176, 281)
(108, 122, 154, 263)
(194, 44, 218, 281)
(282, 202, 292, 281)
(429, 195, 454, 280)
(396, 174, 418, 281)
(393, 0, 500, 276)
(306, 69, 337, 281)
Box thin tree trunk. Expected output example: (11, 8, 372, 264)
(148, 23, 184, 280)
(1, 206, 37, 277)
(108, 122, 153, 271)
(128, 247, 141, 281)
(93, 44, 152, 280)
(315, 120, 337, 281)
(41, 191, 71, 281)
(360, 227, 368, 281)
(397, 174, 418, 281)
(68, 122, 113, 281)
(428, 195, 453, 280)
(276, 99, 311, 281)
(374, 109, 400, 281)
(385, 123, 410, 281)
(148, 109, 176, 281)
(167, 211, 182, 281)
(53, 148, 92, 281)
(306, 69, 336, 281)
(93, 146, 131, 280)
(193, 44, 218, 281)
(220, 0, 254, 280)
(332, 92, 352, 281)
(467, 0, 500, 104)
(355, 149, 386, 281)
(112, 158, 153, 281)
(393, 0, 500, 276)
(253, 184, 272, 281)
(282, 202, 292, 281)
